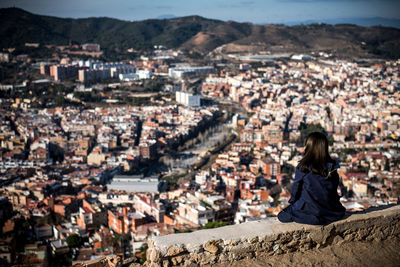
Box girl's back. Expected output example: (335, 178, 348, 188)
(278, 132, 345, 225)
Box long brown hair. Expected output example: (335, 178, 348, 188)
(298, 132, 334, 176)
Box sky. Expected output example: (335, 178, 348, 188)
(0, 0, 399, 24)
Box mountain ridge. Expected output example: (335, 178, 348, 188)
(1, 8, 400, 58)
(281, 17, 400, 29)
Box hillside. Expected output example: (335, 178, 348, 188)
(1, 8, 400, 58)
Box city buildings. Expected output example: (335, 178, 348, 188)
(169, 66, 214, 79)
(0, 40, 399, 265)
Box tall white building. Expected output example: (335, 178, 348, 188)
(176, 91, 201, 107)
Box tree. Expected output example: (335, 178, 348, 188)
(66, 234, 82, 248)
(325, 106, 331, 120)
(139, 243, 148, 264)
(298, 122, 328, 145)
(203, 221, 226, 229)
(273, 194, 281, 207)
(384, 160, 390, 171)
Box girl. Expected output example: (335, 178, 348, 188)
(278, 132, 346, 225)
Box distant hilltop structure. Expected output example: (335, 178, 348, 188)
(176, 91, 201, 107)
(291, 54, 312, 61)
(82, 43, 101, 52)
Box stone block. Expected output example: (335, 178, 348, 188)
(224, 240, 239, 246)
(344, 233, 355, 242)
(261, 241, 273, 251)
(279, 233, 292, 243)
(373, 230, 385, 241)
(286, 240, 299, 248)
(262, 234, 279, 243)
(332, 235, 344, 245)
(309, 229, 324, 244)
(198, 253, 216, 265)
(218, 253, 230, 263)
(248, 237, 259, 244)
(148, 248, 161, 263)
(183, 259, 198, 267)
(170, 255, 184, 265)
(204, 240, 220, 254)
(299, 242, 313, 252)
(166, 246, 186, 257)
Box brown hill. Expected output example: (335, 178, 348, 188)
(184, 23, 400, 58)
(1, 8, 399, 58)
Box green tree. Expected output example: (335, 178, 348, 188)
(325, 106, 331, 120)
(203, 221, 227, 229)
(384, 160, 390, 171)
(54, 95, 65, 105)
(273, 194, 280, 207)
(298, 122, 328, 145)
(139, 243, 148, 264)
(66, 234, 82, 248)
(22, 221, 31, 230)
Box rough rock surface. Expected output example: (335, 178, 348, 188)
(213, 237, 400, 267)
(72, 255, 122, 267)
(146, 205, 400, 266)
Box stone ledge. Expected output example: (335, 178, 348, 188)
(146, 205, 400, 266)
(72, 255, 123, 267)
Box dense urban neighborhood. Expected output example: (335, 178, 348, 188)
(0, 40, 399, 266)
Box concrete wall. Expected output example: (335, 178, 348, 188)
(146, 205, 400, 266)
